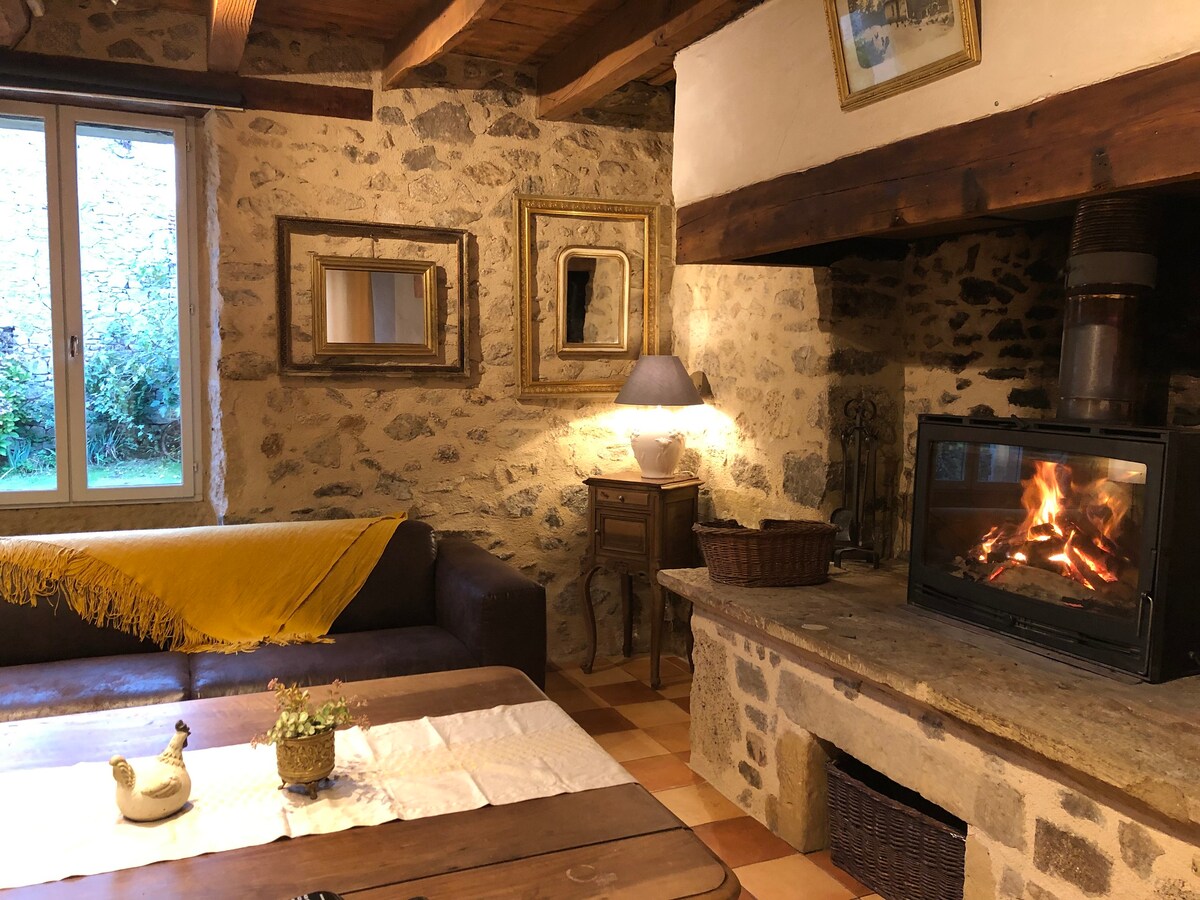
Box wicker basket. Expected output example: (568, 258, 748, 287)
(826, 756, 967, 900)
(693, 518, 837, 586)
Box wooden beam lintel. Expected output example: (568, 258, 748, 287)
(536, 0, 760, 122)
(0, 49, 374, 121)
(676, 52, 1200, 265)
(382, 0, 507, 90)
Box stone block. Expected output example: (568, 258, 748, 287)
(964, 834, 997, 900)
(772, 730, 830, 852)
(734, 657, 769, 702)
(974, 779, 1027, 850)
(1120, 820, 1165, 879)
(1033, 819, 1112, 896)
(1060, 791, 1104, 825)
(689, 630, 738, 771)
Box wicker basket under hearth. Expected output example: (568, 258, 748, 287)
(827, 755, 967, 900)
(693, 519, 837, 587)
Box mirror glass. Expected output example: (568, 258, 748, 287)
(557, 247, 629, 355)
(312, 256, 436, 357)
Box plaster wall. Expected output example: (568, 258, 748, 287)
(7, 0, 676, 663)
(673, 0, 1200, 205)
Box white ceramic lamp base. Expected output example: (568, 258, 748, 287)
(629, 430, 686, 479)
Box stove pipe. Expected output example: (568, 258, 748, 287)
(1057, 195, 1158, 423)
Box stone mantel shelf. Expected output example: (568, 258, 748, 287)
(659, 564, 1200, 836)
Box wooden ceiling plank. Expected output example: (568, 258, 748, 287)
(382, 0, 508, 89)
(674, 52, 1200, 265)
(208, 0, 258, 72)
(536, 0, 759, 121)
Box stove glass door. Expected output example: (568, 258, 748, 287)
(922, 439, 1147, 628)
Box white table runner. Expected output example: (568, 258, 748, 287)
(0, 700, 635, 890)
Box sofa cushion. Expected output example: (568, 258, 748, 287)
(0, 594, 166, 667)
(329, 520, 438, 634)
(188, 627, 476, 698)
(0, 652, 190, 723)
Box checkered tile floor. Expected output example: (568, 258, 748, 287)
(548, 654, 884, 900)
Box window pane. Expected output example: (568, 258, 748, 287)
(0, 115, 58, 493)
(76, 123, 183, 489)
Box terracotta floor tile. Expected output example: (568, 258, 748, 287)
(654, 783, 744, 827)
(569, 706, 635, 736)
(562, 663, 637, 688)
(545, 686, 605, 713)
(663, 654, 693, 673)
(619, 655, 656, 680)
(733, 855, 858, 900)
(737, 889, 757, 900)
(676, 750, 692, 764)
(806, 850, 871, 897)
(691, 816, 798, 869)
(623, 753, 704, 792)
(589, 680, 663, 706)
(543, 670, 577, 692)
(656, 681, 692, 700)
(617, 699, 691, 728)
(672, 696, 691, 714)
(593, 729, 670, 762)
(643, 721, 692, 752)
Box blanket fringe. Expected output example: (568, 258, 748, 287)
(0, 537, 211, 650)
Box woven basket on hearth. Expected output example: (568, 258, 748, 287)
(693, 518, 838, 587)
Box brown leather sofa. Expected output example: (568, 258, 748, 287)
(0, 520, 546, 722)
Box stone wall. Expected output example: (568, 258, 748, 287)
(8, 0, 675, 663)
(690, 610, 1200, 900)
(672, 228, 1068, 557)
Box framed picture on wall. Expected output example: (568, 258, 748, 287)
(823, 0, 980, 110)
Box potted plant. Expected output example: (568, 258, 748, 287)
(252, 679, 368, 797)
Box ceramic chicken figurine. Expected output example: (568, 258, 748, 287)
(110, 720, 192, 822)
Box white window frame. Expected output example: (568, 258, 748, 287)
(0, 101, 201, 507)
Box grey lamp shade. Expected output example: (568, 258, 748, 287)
(615, 355, 703, 406)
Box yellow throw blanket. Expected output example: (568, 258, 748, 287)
(0, 515, 404, 652)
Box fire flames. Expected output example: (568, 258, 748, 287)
(969, 460, 1132, 594)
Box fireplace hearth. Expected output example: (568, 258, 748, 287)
(909, 414, 1200, 681)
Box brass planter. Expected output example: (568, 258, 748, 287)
(276, 729, 335, 798)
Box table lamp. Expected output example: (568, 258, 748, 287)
(614, 355, 704, 479)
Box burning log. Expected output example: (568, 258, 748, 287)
(958, 457, 1139, 609)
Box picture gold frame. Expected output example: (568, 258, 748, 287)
(277, 216, 468, 376)
(555, 246, 631, 356)
(823, 0, 980, 111)
(311, 255, 437, 357)
(514, 195, 659, 399)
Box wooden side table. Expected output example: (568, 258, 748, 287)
(579, 471, 702, 689)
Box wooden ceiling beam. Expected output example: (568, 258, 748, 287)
(0, 49, 374, 120)
(207, 0, 258, 73)
(536, 0, 758, 121)
(382, 0, 507, 89)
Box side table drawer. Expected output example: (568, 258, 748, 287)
(596, 512, 649, 557)
(595, 487, 651, 510)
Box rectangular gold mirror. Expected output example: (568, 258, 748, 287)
(557, 247, 630, 355)
(277, 217, 468, 376)
(312, 256, 436, 357)
(515, 195, 659, 398)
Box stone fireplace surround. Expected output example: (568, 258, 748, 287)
(659, 565, 1200, 900)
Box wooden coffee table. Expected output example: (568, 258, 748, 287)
(0, 667, 739, 899)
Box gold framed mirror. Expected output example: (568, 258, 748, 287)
(277, 217, 468, 376)
(515, 195, 659, 399)
(556, 246, 630, 356)
(312, 255, 436, 357)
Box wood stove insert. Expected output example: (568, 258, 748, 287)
(909, 414, 1200, 681)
